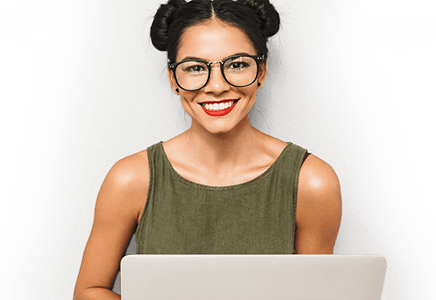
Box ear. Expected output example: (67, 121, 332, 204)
(167, 67, 180, 94)
(257, 60, 267, 88)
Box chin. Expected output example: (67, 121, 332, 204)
(201, 118, 248, 136)
(203, 126, 234, 136)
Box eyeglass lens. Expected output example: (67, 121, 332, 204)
(174, 56, 259, 91)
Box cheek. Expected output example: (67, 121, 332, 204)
(243, 86, 259, 100)
(179, 93, 198, 113)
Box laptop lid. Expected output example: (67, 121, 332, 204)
(121, 254, 387, 300)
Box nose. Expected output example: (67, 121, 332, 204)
(203, 62, 231, 94)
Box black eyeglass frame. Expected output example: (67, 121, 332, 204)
(168, 54, 265, 92)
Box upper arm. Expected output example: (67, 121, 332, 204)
(74, 152, 149, 298)
(295, 154, 342, 254)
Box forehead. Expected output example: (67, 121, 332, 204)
(176, 20, 256, 61)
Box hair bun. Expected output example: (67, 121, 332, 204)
(150, 0, 281, 61)
(150, 0, 187, 51)
(243, 0, 280, 38)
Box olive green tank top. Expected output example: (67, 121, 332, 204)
(135, 142, 307, 254)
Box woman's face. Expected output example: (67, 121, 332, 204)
(168, 20, 266, 135)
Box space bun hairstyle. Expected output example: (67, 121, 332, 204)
(150, 0, 280, 63)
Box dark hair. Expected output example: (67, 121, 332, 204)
(150, 0, 280, 63)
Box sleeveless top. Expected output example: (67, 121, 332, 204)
(135, 142, 307, 254)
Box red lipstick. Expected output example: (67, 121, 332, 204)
(200, 100, 238, 117)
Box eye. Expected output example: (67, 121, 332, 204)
(181, 62, 207, 74)
(224, 56, 255, 72)
(228, 61, 249, 70)
(187, 65, 205, 73)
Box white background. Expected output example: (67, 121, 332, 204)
(1, 0, 435, 299)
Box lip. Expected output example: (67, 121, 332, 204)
(200, 99, 239, 117)
(200, 99, 236, 104)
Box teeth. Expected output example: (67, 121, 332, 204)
(203, 100, 234, 111)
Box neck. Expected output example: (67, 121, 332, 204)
(183, 116, 262, 171)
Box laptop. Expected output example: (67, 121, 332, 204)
(121, 254, 387, 300)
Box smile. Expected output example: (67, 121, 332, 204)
(200, 100, 239, 116)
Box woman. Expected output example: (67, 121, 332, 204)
(74, 0, 342, 299)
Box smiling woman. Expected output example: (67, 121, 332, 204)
(170, 20, 265, 134)
(73, 0, 342, 299)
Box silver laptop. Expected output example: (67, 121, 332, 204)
(121, 254, 387, 300)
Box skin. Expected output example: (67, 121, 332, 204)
(74, 19, 342, 300)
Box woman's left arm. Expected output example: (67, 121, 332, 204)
(294, 154, 342, 254)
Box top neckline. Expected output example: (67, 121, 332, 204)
(157, 141, 291, 190)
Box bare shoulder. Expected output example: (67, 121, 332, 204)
(74, 150, 150, 299)
(298, 154, 341, 198)
(99, 149, 150, 223)
(295, 154, 342, 254)
(108, 150, 149, 188)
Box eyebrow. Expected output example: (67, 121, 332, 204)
(179, 52, 253, 63)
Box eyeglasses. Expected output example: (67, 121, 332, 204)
(168, 54, 265, 91)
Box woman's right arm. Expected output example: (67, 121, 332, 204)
(73, 151, 149, 300)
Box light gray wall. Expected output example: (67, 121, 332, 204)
(1, 0, 435, 299)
